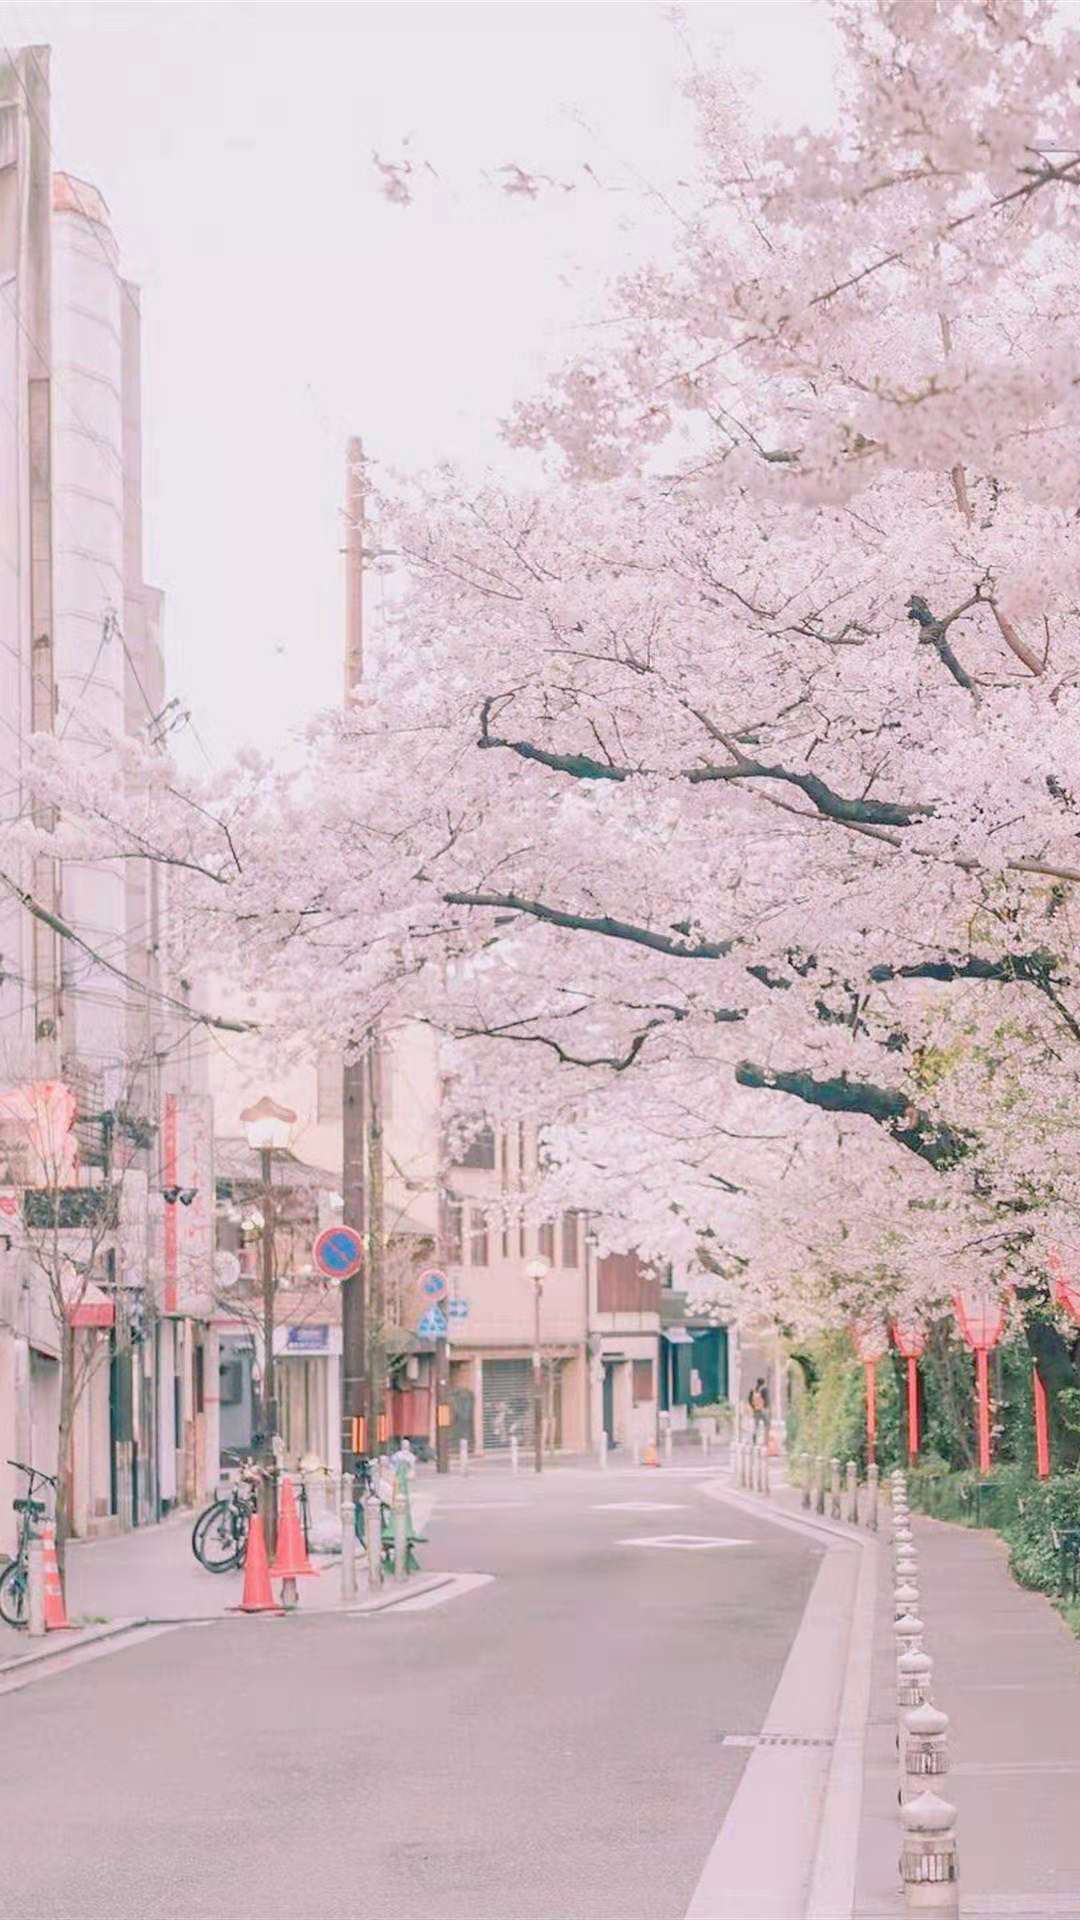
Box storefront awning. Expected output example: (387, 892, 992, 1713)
(663, 1328, 694, 1345)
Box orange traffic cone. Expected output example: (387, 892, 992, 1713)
(230, 1514, 282, 1614)
(271, 1479, 317, 1580)
(41, 1524, 71, 1631)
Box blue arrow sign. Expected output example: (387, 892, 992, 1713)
(447, 1297, 470, 1321)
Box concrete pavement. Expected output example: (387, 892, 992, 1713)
(0, 1467, 824, 1920)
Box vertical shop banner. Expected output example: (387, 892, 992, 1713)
(163, 1093, 214, 1314)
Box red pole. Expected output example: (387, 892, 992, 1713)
(976, 1347, 991, 1474)
(906, 1356, 920, 1462)
(865, 1359, 877, 1464)
(1033, 1363, 1051, 1480)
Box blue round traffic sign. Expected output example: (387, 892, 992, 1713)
(312, 1225, 364, 1281)
(420, 1269, 449, 1299)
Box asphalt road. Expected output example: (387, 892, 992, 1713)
(0, 1467, 820, 1920)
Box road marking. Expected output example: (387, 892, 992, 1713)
(437, 1501, 528, 1512)
(617, 1534, 748, 1551)
(0, 1622, 189, 1696)
(592, 1501, 689, 1512)
(383, 1573, 494, 1611)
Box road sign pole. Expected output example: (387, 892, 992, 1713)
(435, 1332, 450, 1475)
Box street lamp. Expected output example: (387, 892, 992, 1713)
(240, 1095, 297, 1552)
(526, 1255, 551, 1473)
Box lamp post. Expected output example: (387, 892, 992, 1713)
(240, 1096, 297, 1555)
(892, 1319, 926, 1463)
(584, 1223, 599, 1453)
(526, 1255, 551, 1473)
(851, 1320, 889, 1465)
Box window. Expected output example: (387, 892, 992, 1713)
(500, 1130, 509, 1185)
(632, 1359, 653, 1405)
(316, 1054, 343, 1123)
(561, 1212, 579, 1269)
(501, 1210, 510, 1259)
(456, 1126, 495, 1169)
(539, 1221, 555, 1264)
(469, 1207, 490, 1267)
(517, 1120, 527, 1175)
(519, 1213, 527, 1258)
(440, 1195, 463, 1264)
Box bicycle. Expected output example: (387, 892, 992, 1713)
(191, 1463, 314, 1572)
(0, 1459, 58, 1628)
(191, 1462, 260, 1572)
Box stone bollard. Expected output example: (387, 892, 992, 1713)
(799, 1452, 810, 1509)
(598, 1431, 608, 1471)
(364, 1492, 383, 1591)
(761, 1447, 771, 1497)
(632, 1437, 641, 1469)
(340, 1472, 357, 1603)
(700, 1425, 710, 1462)
(867, 1463, 880, 1532)
(903, 1703, 950, 1803)
(896, 1544, 918, 1579)
(898, 1649, 934, 1710)
(815, 1454, 826, 1515)
(900, 1790, 959, 1915)
(895, 1579, 921, 1619)
(511, 1436, 519, 1474)
(830, 1457, 842, 1520)
(664, 1428, 673, 1467)
(895, 1611, 925, 1656)
(846, 1460, 858, 1525)
(27, 1536, 45, 1637)
(459, 1438, 469, 1476)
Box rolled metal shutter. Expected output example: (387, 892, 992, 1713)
(482, 1358, 533, 1449)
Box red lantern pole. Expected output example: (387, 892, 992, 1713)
(1033, 1364, 1051, 1479)
(975, 1346, 991, 1474)
(906, 1355, 920, 1461)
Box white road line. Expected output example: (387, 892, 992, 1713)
(686, 1487, 867, 1920)
(591, 1501, 689, 1512)
(617, 1534, 748, 1551)
(0, 1622, 191, 1696)
(383, 1573, 494, 1611)
(436, 1501, 528, 1512)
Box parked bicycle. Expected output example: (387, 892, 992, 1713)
(0, 1459, 58, 1628)
(191, 1462, 314, 1572)
(191, 1463, 260, 1573)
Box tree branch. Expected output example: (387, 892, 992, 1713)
(442, 890, 734, 959)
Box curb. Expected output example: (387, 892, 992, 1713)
(0, 1615, 148, 1675)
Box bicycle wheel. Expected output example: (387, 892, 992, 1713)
(192, 1500, 242, 1573)
(0, 1557, 28, 1627)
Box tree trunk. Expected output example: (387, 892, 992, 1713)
(55, 1321, 77, 1570)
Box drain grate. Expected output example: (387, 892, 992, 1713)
(721, 1733, 834, 1748)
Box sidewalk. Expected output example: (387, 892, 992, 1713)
(854, 1510, 1080, 1919)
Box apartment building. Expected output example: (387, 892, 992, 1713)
(0, 47, 217, 1549)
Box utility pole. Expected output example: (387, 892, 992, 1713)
(259, 1145, 278, 1556)
(367, 1034, 386, 1456)
(341, 436, 368, 1483)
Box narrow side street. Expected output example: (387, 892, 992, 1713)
(0, 1471, 822, 1920)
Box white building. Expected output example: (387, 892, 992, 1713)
(0, 47, 216, 1552)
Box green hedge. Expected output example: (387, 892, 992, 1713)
(788, 1333, 902, 1474)
(906, 1460, 1080, 1603)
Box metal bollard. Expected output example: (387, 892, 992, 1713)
(830, 1457, 841, 1519)
(867, 1462, 880, 1532)
(27, 1537, 45, 1637)
(846, 1460, 858, 1524)
(755, 1443, 765, 1492)
(340, 1473, 357, 1603)
(632, 1437, 641, 1469)
(900, 1789, 959, 1915)
(735, 1440, 744, 1487)
(664, 1428, 673, 1467)
(393, 1488, 408, 1582)
(510, 1436, 519, 1474)
(802, 1452, 811, 1509)
(816, 1454, 827, 1515)
(700, 1426, 710, 1462)
(598, 1431, 608, 1471)
(761, 1447, 771, 1497)
(364, 1492, 383, 1590)
(459, 1438, 468, 1476)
